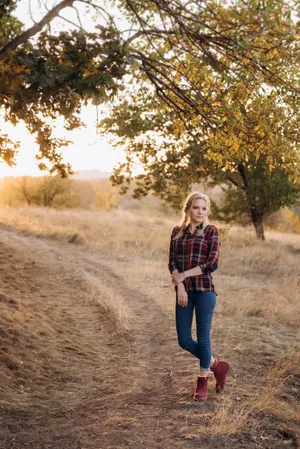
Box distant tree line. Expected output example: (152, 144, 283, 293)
(0, 175, 299, 234)
(0, 176, 118, 210)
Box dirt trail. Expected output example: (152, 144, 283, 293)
(0, 229, 210, 449)
(1, 228, 299, 449)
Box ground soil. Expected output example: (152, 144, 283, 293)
(0, 227, 299, 449)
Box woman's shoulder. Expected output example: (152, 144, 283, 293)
(206, 223, 218, 231)
(205, 224, 219, 235)
(170, 225, 181, 238)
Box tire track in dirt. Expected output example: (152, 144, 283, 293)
(3, 228, 300, 448)
(4, 228, 300, 449)
(0, 228, 215, 449)
(67, 254, 220, 449)
(49, 251, 216, 449)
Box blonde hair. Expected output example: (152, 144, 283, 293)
(174, 192, 211, 239)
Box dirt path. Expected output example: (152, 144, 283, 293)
(1, 228, 300, 449)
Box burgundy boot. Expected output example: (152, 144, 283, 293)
(211, 359, 230, 393)
(193, 376, 208, 401)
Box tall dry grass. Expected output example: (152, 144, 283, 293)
(0, 207, 172, 256)
(0, 206, 299, 327)
(82, 273, 130, 333)
(1, 206, 300, 443)
(202, 352, 300, 437)
(218, 227, 300, 327)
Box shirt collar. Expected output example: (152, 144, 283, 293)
(183, 223, 204, 234)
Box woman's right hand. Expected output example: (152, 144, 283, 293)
(177, 282, 188, 307)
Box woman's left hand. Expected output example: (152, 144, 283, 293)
(172, 272, 185, 285)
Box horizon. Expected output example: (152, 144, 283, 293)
(0, 168, 113, 180)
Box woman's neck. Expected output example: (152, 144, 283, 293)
(189, 221, 202, 232)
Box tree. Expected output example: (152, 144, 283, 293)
(16, 176, 37, 205)
(0, 0, 299, 177)
(99, 3, 300, 239)
(0, 175, 79, 207)
(210, 160, 300, 240)
(100, 90, 300, 238)
(33, 176, 77, 207)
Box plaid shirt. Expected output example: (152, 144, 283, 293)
(168, 224, 220, 293)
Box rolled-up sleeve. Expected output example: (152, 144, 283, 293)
(168, 227, 179, 274)
(199, 226, 220, 274)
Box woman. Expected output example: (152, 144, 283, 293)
(169, 192, 230, 400)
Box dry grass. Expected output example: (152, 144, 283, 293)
(2, 206, 299, 326)
(0, 206, 172, 256)
(1, 206, 300, 448)
(204, 353, 300, 437)
(218, 229, 300, 327)
(82, 273, 130, 333)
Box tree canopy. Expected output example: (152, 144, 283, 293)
(0, 0, 299, 178)
(97, 0, 300, 238)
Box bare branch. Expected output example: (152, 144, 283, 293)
(29, 0, 38, 25)
(72, 5, 83, 29)
(125, 28, 176, 45)
(58, 13, 82, 29)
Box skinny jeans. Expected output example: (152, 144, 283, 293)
(176, 291, 216, 370)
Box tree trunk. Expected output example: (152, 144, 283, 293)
(237, 164, 266, 240)
(250, 209, 265, 240)
(19, 184, 32, 205)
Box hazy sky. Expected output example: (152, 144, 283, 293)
(0, 1, 127, 178)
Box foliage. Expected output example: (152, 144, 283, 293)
(92, 180, 119, 210)
(33, 176, 79, 207)
(264, 208, 300, 233)
(98, 1, 300, 239)
(0, 0, 299, 177)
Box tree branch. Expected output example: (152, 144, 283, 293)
(237, 163, 249, 189)
(225, 174, 242, 189)
(0, 0, 75, 59)
(57, 13, 82, 29)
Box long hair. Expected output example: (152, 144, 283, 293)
(173, 192, 211, 240)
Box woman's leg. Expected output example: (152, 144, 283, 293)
(176, 292, 199, 358)
(194, 291, 216, 375)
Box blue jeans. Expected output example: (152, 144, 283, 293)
(176, 291, 216, 370)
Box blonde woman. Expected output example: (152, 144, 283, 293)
(169, 192, 230, 400)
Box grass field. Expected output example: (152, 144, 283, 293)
(0, 206, 300, 449)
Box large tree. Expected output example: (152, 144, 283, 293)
(100, 80, 300, 238)
(99, 0, 300, 239)
(0, 0, 299, 178)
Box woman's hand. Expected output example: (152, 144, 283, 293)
(172, 271, 185, 285)
(177, 282, 188, 307)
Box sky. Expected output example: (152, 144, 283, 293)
(0, 105, 126, 177)
(0, 1, 128, 178)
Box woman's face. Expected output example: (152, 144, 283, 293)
(189, 198, 208, 225)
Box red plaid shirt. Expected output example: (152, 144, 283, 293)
(168, 224, 220, 293)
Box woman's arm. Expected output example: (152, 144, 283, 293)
(172, 226, 220, 284)
(172, 266, 202, 284)
(198, 226, 220, 274)
(168, 227, 179, 274)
